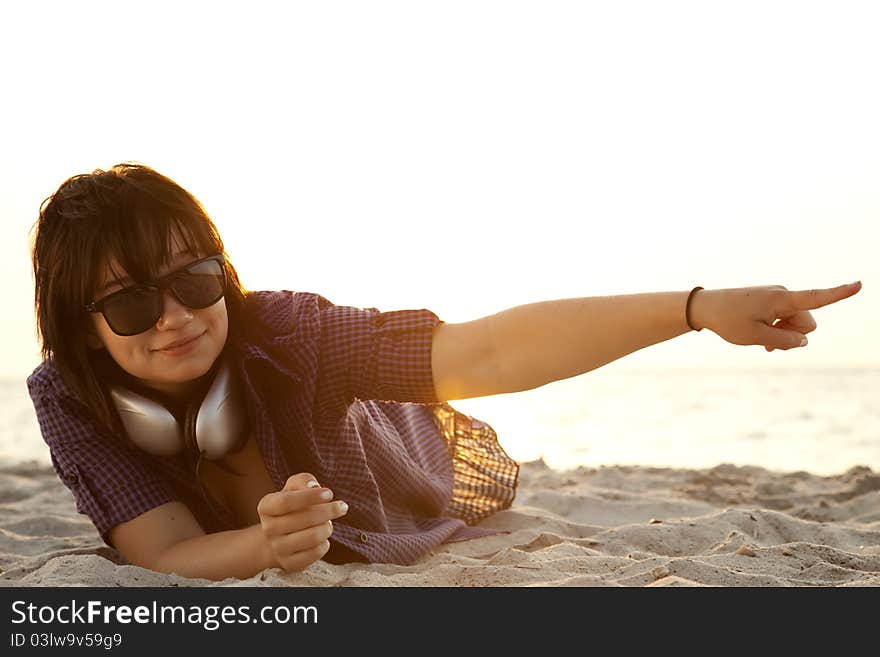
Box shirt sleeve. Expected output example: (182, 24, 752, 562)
(314, 295, 444, 406)
(28, 388, 179, 546)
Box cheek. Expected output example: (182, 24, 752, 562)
(207, 301, 229, 339)
(100, 332, 150, 373)
(88, 315, 121, 351)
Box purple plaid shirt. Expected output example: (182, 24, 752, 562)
(27, 291, 519, 566)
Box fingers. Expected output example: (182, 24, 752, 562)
(270, 518, 335, 556)
(271, 539, 333, 573)
(260, 498, 349, 573)
(282, 472, 321, 492)
(264, 499, 350, 537)
(258, 485, 334, 517)
(766, 340, 805, 352)
(769, 315, 815, 334)
(766, 318, 808, 351)
(766, 281, 860, 350)
(757, 324, 807, 350)
(788, 281, 862, 311)
(257, 471, 351, 573)
(258, 473, 334, 517)
(266, 501, 349, 551)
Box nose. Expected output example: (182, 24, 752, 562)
(155, 288, 194, 330)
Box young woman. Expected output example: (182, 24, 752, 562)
(27, 162, 862, 582)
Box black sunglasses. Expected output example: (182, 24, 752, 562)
(86, 254, 227, 336)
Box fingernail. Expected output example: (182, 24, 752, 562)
(800, 337, 808, 347)
(306, 480, 320, 488)
(338, 501, 348, 514)
(320, 489, 333, 500)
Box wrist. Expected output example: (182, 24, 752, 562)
(686, 287, 710, 332)
(250, 523, 279, 571)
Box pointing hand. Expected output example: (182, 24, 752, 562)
(688, 282, 862, 352)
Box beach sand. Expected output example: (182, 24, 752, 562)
(1, 459, 879, 587)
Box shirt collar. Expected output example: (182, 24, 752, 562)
(229, 332, 303, 387)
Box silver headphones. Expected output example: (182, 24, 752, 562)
(109, 358, 248, 461)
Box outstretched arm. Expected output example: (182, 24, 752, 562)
(431, 282, 862, 400)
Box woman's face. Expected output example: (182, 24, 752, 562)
(86, 234, 229, 399)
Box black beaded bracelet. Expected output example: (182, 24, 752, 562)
(686, 286, 704, 331)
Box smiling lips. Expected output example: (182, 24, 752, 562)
(156, 332, 204, 351)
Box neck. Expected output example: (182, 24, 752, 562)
(108, 358, 221, 412)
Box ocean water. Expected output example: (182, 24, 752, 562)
(4, 367, 878, 477)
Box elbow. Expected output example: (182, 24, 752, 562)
(136, 542, 194, 579)
(432, 319, 503, 400)
(142, 547, 175, 576)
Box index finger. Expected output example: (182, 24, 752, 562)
(788, 281, 861, 311)
(258, 487, 334, 517)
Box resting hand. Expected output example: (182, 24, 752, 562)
(257, 472, 349, 572)
(690, 282, 862, 352)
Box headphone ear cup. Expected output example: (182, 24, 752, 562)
(183, 401, 201, 459)
(109, 385, 185, 457)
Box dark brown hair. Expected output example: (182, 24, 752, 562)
(29, 162, 249, 435)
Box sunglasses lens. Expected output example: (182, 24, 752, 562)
(104, 287, 163, 336)
(98, 257, 226, 336)
(170, 258, 225, 309)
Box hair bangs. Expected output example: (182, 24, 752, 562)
(91, 199, 221, 299)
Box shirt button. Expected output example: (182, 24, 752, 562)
(359, 532, 369, 543)
(65, 471, 79, 484)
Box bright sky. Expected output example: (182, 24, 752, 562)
(2, 1, 878, 382)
